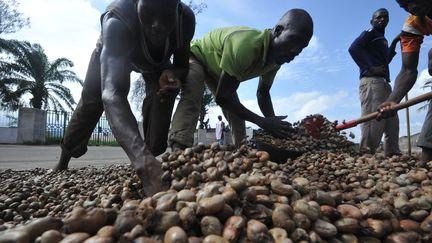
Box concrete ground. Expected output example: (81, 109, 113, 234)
(0, 144, 130, 170)
(0, 142, 420, 171)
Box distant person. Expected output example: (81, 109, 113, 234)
(168, 9, 313, 149)
(215, 115, 225, 145)
(348, 8, 401, 156)
(55, 0, 195, 196)
(378, 0, 432, 166)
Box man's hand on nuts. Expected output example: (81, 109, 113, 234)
(158, 69, 181, 100)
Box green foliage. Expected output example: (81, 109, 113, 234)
(0, 0, 30, 35)
(186, 0, 207, 15)
(130, 76, 145, 112)
(6, 114, 17, 127)
(88, 139, 119, 146)
(45, 134, 62, 145)
(198, 86, 215, 129)
(0, 38, 82, 111)
(418, 77, 432, 111)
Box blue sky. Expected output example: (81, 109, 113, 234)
(7, 0, 432, 143)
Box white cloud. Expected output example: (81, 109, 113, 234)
(279, 91, 349, 121)
(303, 35, 320, 54)
(398, 68, 432, 104)
(414, 69, 432, 92)
(275, 35, 342, 81)
(274, 65, 304, 82)
(8, 0, 102, 102)
(293, 35, 324, 64)
(205, 90, 349, 129)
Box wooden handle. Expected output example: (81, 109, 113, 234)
(336, 91, 432, 131)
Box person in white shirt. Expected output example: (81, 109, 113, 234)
(215, 115, 225, 145)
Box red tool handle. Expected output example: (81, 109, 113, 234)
(336, 91, 432, 131)
(335, 120, 357, 130)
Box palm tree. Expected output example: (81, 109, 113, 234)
(198, 87, 215, 129)
(0, 38, 82, 111)
(418, 77, 432, 111)
(129, 75, 216, 128)
(0, 80, 23, 111)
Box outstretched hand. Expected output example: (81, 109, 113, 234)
(158, 69, 181, 98)
(259, 116, 294, 138)
(376, 101, 398, 121)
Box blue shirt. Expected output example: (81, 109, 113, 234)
(348, 28, 395, 82)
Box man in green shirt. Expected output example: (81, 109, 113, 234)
(169, 9, 313, 148)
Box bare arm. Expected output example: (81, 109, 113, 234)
(215, 72, 261, 123)
(387, 51, 419, 103)
(100, 16, 152, 160)
(215, 71, 292, 137)
(257, 77, 276, 117)
(159, 5, 195, 93)
(168, 5, 195, 80)
(171, 7, 195, 80)
(170, 45, 191, 80)
(388, 33, 401, 64)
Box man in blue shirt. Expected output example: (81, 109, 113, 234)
(349, 8, 401, 156)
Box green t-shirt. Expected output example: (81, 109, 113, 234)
(190, 27, 280, 85)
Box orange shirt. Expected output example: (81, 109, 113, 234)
(403, 15, 432, 35)
(401, 15, 432, 52)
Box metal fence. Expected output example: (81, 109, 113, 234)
(45, 110, 117, 146)
(0, 111, 18, 127)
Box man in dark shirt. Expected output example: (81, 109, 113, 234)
(349, 8, 401, 156)
(55, 0, 195, 196)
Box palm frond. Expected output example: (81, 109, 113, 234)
(417, 78, 432, 111)
(47, 69, 82, 85)
(0, 39, 81, 111)
(46, 95, 68, 111)
(129, 76, 146, 112)
(46, 83, 76, 109)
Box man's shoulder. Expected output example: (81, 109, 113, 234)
(102, 14, 132, 38)
(357, 29, 373, 39)
(350, 29, 376, 49)
(178, 2, 196, 43)
(101, 15, 136, 57)
(403, 15, 432, 36)
(104, 0, 139, 36)
(219, 27, 269, 56)
(224, 27, 264, 39)
(180, 2, 195, 22)
(203, 27, 259, 39)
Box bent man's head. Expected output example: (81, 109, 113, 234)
(268, 9, 313, 65)
(396, 0, 432, 17)
(137, 0, 180, 45)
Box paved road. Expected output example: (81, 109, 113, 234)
(0, 144, 130, 170)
